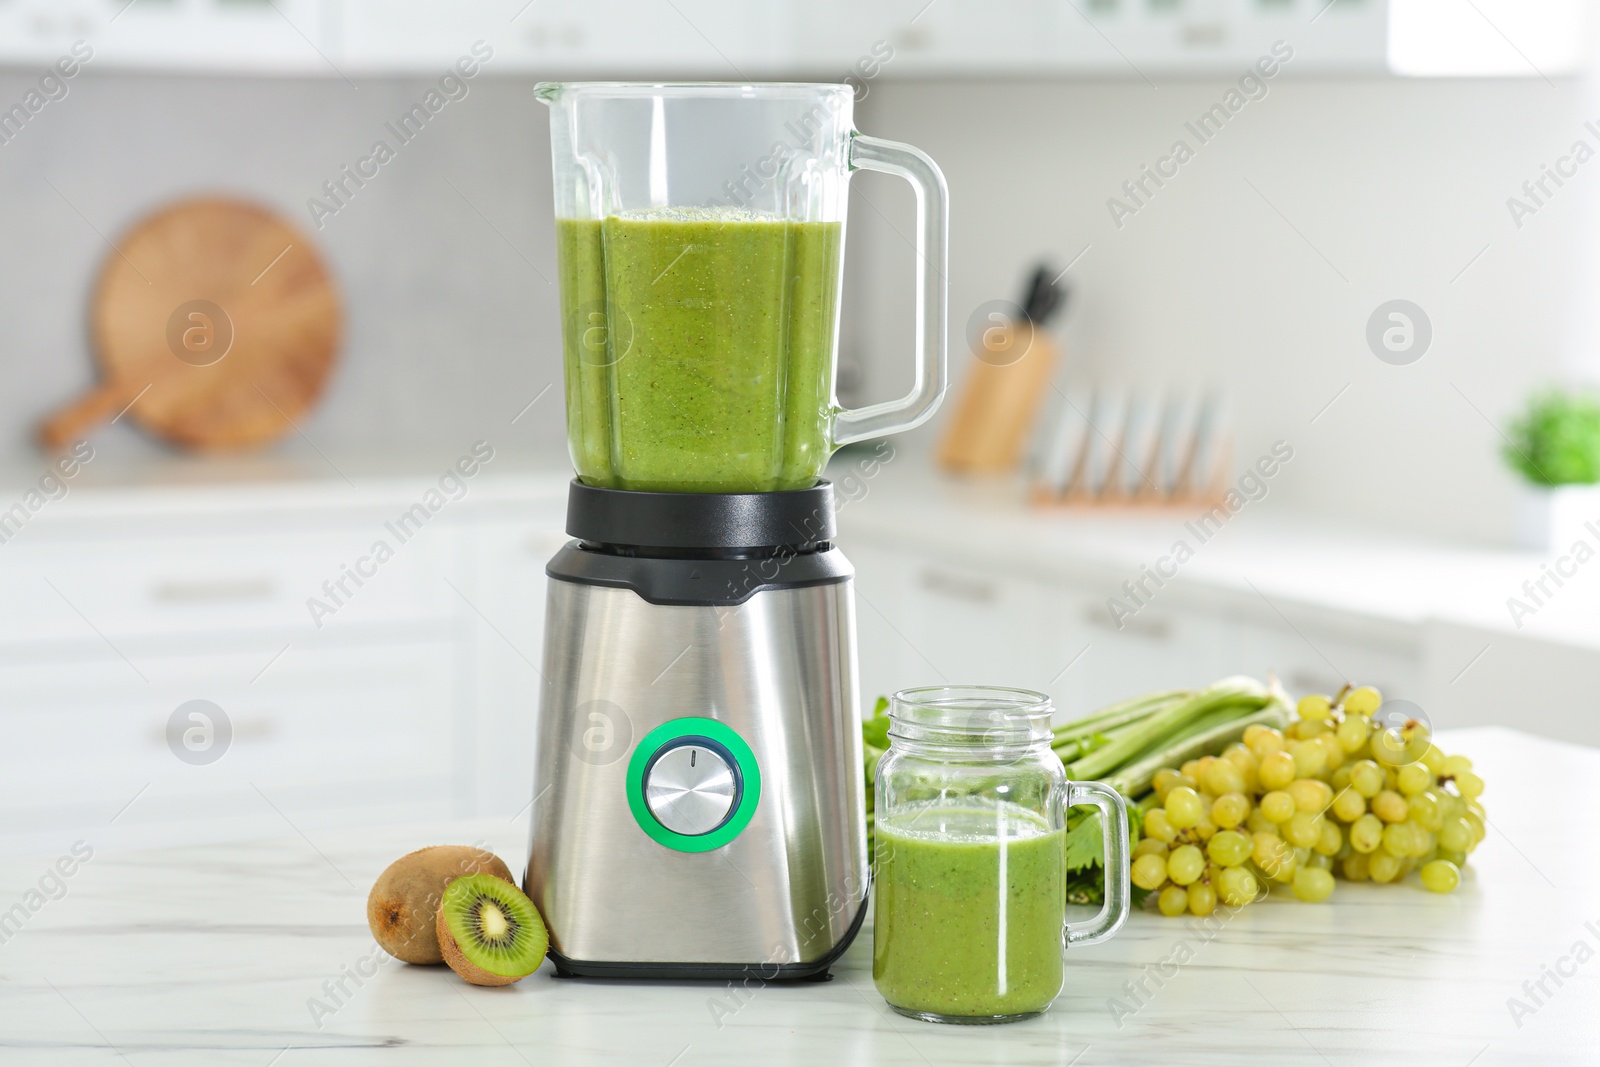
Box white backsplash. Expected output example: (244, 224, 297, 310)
(0, 68, 1590, 545)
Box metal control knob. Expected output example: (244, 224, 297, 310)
(642, 742, 739, 836)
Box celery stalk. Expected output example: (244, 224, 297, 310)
(1106, 703, 1291, 798)
(1064, 677, 1271, 782)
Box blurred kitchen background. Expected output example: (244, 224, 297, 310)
(4, 0, 1599, 856)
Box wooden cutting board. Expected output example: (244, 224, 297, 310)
(38, 197, 341, 452)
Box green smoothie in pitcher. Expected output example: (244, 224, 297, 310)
(873, 802, 1067, 1021)
(555, 208, 843, 493)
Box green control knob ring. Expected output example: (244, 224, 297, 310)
(626, 717, 760, 853)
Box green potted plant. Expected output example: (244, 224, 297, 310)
(1503, 387, 1600, 551)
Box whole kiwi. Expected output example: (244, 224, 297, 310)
(367, 845, 514, 964)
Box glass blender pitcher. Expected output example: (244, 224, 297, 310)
(538, 82, 948, 492)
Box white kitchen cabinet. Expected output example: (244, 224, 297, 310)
(0, 472, 577, 859)
(336, 0, 784, 76)
(845, 536, 1079, 715)
(1050, 594, 1237, 718)
(788, 0, 1059, 74)
(0, 0, 1517, 77)
(0, 639, 457, 857)
(457, 510, 568, 819)
(1229, 616, 1420, 704)
(0, 0, 330, 72)
(1, 523, 455, 649)
(843, 540, 918, 713)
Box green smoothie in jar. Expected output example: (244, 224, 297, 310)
(555, 208, 842, 493)
(873, 802, 1067, 1021)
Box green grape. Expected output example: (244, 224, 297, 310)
(1133, 838, 1169, 859)
(1158, 884, 1189, 916)
(1305, 851, 1333, 871)
(1290, 739, 1329, 778)
(1292, 866, 1336, 902)
(1289, 779, 1335, 814)
(1343, 686, 1382, 717)
(1437, 792, 1465, 819)
(1331, 765, 1353, 792)
(1165, 786, 1204, 829)
(1132, 853, 1169, 890)
(1180, 759, 1205, 781)
(1251, 832, 1292, 878)
(1442, 754, 1473, 778)
(1438, 817, 1473, 853)
(1259, 751, 1297, 791)
(1436, 847, 1467, 867)
(1298, 693, 1333, 722)
(1241, 724, 1272, 748)
(1420, 859, 1461, 893)
(1314, 820, 1343, 856)
(1336, 715, 1370, 754)
(1224, 746, 1259, 786)
(1246, 726, 1287, 758)
(1207, 830, 1252, 867)
(1217, 866, 1259, 907)
(1420, 744, 1446, 775)
(1369, 851, 1402, 883)
(1319, 732, 1347, 771)
(1202, 760, 1245, 797)
(1349, 760, 1384, 798)
(1212, 792, 1251, 829)
(1260, 790, 1296, 823)
(1349, 813, 1384, 853)
(1192, 813, 1218, 842)
(1341, 852, 1371, 881)
(1408, 792, 1442, 832)
(1299, 718, 1333, 739)
(1397, 763, 1431, 796)
(1285, 812, 1323, 849)
(1153, 768, 1190, 801)
(1407, 824, 1435, 858)
(1381, 822, 1414, 858)
(1245, 807, 1277, 835)
(1332, 788, 1367, 822)
(1187, 881, 1218, 916)
(1372, 790, 1409, 823)
(1143, 807, 1176, 844)
(1455, 771, 1485, 800)
(1463, 811, 1485, 846)
(1167, 844, 1205, 886)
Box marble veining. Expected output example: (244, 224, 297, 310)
(0, 728, 1593, 1066)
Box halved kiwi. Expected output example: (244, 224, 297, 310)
(436, 873, 548, 986)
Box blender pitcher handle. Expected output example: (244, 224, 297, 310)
(833, 134, 949, 447)
(1064, 780, 1132, 947)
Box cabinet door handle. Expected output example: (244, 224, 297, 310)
(917, 568, 997, 604)
(1086, 609, 1172, 642)
(150, 714, 277, 746)
(152, 578, 276, 604)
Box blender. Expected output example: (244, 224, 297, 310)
(525, 82, 947, 979)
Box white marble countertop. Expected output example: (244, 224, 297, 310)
(1, 727, 1592, 1066)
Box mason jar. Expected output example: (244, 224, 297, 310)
(872, 686, 1131, 1024)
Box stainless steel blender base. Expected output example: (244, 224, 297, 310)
(524, 555, 867, 977)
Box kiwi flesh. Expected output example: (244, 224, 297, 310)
(368, 845, 513, 964)
(436, 873, 548, 986)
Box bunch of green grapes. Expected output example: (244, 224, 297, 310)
(1131, 685, 1485, 916)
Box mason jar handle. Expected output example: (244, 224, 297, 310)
(834, 133, 949, 447)
(1064, 780, 1131, 948)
